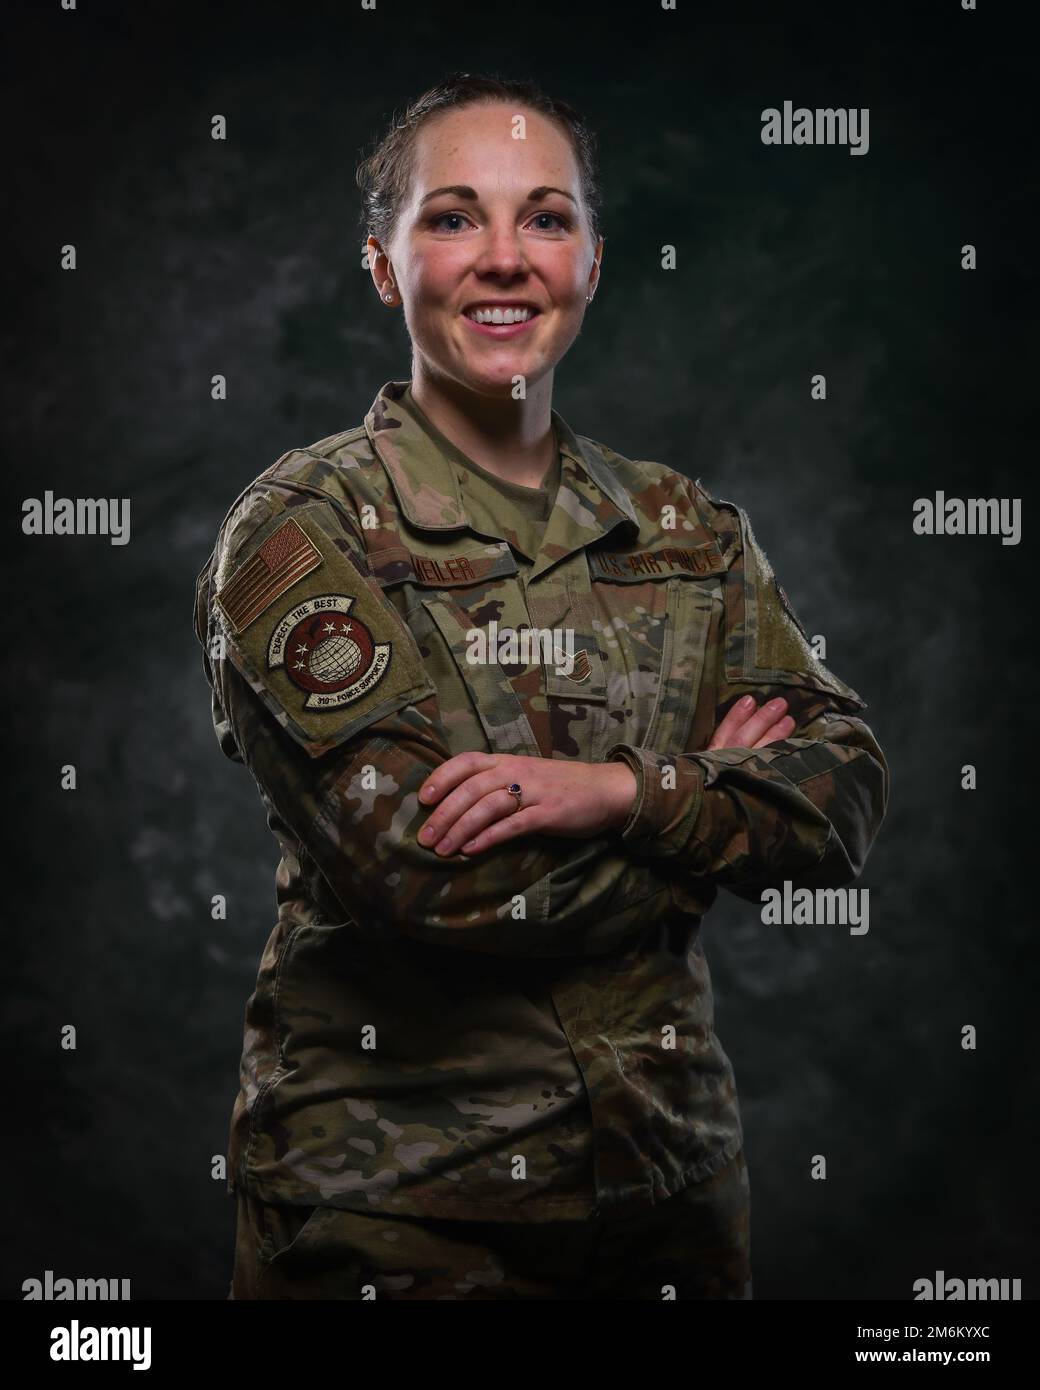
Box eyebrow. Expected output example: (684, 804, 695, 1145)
(419, 184, 577, 207)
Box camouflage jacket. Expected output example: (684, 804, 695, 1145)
(193, 379, 889, 1223)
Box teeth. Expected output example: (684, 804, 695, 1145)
(466, 306, 534, 325)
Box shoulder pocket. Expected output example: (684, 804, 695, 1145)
(725, 506, 866, 710)
(211, 501, 435, 757)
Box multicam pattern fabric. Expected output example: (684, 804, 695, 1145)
(231, 1147, 752, 1300)
(193, 379, 889, 1223)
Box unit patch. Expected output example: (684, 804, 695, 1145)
(268, 594, 392, 710)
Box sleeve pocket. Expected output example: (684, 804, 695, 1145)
(724, 505, 867, 711)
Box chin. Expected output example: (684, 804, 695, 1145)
(459, 360, 537, 394)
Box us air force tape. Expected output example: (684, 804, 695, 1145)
(213, 501, 433, 756)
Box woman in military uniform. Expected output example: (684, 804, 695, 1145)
(194, 72, 889, 1299)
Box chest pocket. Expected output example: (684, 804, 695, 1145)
(522, 560, 611, 763)
(588, 545, 722, 759)
(372, 539, 548, 759)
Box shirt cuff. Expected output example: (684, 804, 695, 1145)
(604, 743, 706, 857)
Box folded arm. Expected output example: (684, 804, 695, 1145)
(195, 489, 683, 957)
(605, 495, 890, 903)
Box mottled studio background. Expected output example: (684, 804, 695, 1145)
(3, 0, 1036, 1299)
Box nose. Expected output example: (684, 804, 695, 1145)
(473, 216, 529, 279)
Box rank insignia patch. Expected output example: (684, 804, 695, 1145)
(564, 649, 593, 682)
(215, 517, 323, 634)
(268, 594, 392, 710)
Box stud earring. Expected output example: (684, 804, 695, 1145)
(383, 292, 394, 302)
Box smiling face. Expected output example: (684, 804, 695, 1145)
(371, 101, 603, 399)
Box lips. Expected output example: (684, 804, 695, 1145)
(462, 302, 541, 315)
(461, 302, 542, 339)
(462, 311, 540, 339)
(463, 304, 541, 328)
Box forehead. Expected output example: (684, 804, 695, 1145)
(408, 102, 578, 190)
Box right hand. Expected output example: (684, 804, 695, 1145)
(707, 694, 796, 751)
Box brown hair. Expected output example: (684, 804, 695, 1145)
(356, 71, 604, 254)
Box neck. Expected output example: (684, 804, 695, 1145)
(409, 363, 557, 488)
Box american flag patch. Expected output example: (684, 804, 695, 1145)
(215, 517, 323, 634)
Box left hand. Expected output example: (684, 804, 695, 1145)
(417, 753, 637, 857)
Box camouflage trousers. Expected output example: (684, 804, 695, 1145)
(229, 1148, 751, 1301)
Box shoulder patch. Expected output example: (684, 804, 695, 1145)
(211, 502, 434, 757)
(215, 516, 323, 634)
(266, 594, 392, 712)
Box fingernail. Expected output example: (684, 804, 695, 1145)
(461, 839, 477, 853)
(419, 825, 435, 844)
(767, 698, 786, 711)
(421, 784, 436, 800)
(740, 695, 755, 709)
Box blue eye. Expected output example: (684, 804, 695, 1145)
(430, 210, 571, 234)
(431, 212, 469, 234)
(529, 212, 570, 231)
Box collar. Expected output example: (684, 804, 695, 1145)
(364, 380, 639, 567)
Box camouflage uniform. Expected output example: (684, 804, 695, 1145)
(193, 379, 888, 1297)
(230, 1146, 752, 1300)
